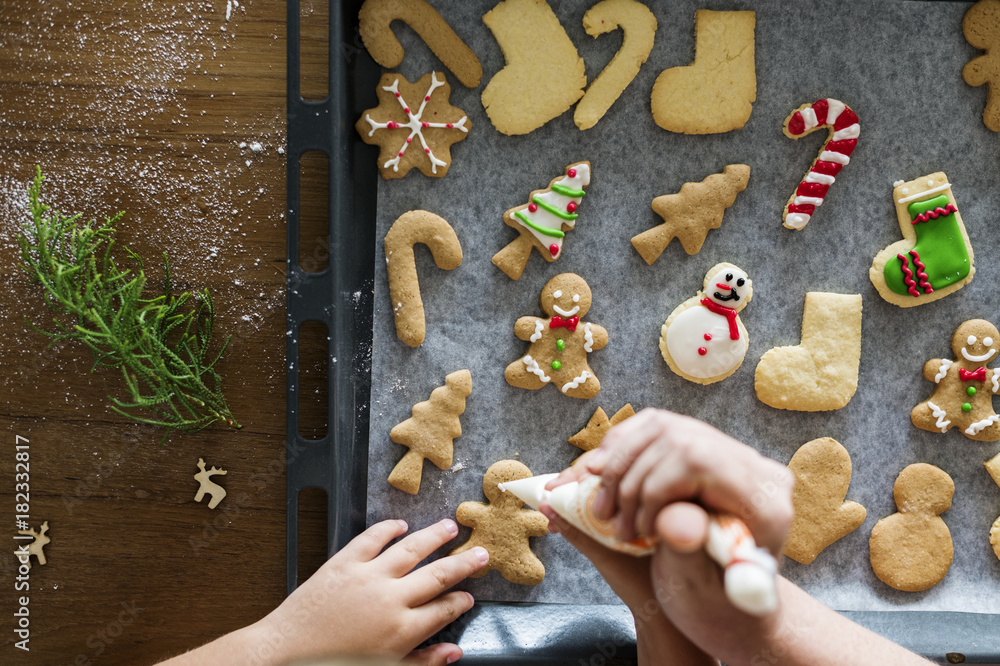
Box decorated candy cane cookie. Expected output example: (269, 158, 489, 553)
(781, 99, 859, 230)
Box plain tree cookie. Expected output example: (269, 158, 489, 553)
(505, 273, 608, 399)
(869, 463, 954, 592)
(451, 460, 549, 585)
(911, 320, 1000, 442)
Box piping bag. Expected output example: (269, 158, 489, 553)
(499, 472, 779, 617)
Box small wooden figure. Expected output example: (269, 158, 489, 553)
(194, 458, 228, 509)
(17, 521, 50, 568)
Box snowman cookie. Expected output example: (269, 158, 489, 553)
(911, 319, 1000, 442)
(660, 263, 752, 384)
(505, 273, 608, 399)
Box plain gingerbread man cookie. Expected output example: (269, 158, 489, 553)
(963, 0, 1000, 131)
(912, 320, 1000, 442)
(451, 460, 549, 585)
(505, 273, 608, 399)
(869, 463, 954, 592)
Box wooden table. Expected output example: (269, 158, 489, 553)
(0, 1, 330, 661)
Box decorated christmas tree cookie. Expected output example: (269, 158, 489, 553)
(660, 263, 752, 384)
(912, 320, 1000, 442)
(505, 273, 607, 399)
(870, 173, 974, 307)
(492, 162, 591, 280)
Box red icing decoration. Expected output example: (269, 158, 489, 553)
(788, 203, 816, 215)
(549, 243, 559, 257)
(446, 123, 453, 128)
(834, 107, 859, 131)
(550, 315, 579, 332)
(788, 111, 805, 135)
(912, 204, 958, 225)
(797, 181, 829, 198)
(827, 139, 857, 156)
(567, 168, 577, 178)
(910, 250, 933, 294)
(424, 148, 430, 153)
(704, 333, 712, 341)
(404, 107, 410, 113)
(394, 92, 401, 98)
(715, 283, 732, 290)
(387, 121, 397, 129)
(813, 99, 829, 125)
(698, 347, 708, 356)
(424, 95, 431, 101)
(897, 253, 920, 298)
(422, 122, 429, 128)
(528, 203, 538, 212)
(812, 161, 844, 176)
(961, 367, 988, 382)
(567, 202, 577, 213)
(700, 298, 740, 341)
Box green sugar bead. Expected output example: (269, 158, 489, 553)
(551, 360, 562, 370)
(968, 386, 977, 397)
(556, 339, 565, 351)
(962, 402, 973, 412)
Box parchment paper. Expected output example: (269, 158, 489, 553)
(365, 0, 1000, 613)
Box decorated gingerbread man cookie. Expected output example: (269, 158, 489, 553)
(911, 319, 1000, 442)
(505, 273, 608, 399)
(451, 460, 549, 586)
(660, 263, 752, 384)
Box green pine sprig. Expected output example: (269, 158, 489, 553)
(17, 167, 240, 440)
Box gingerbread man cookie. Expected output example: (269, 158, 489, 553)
(869, 463, 954, 592)
(963, 0, 1000, 131)
(912, 320, 1000, 442)
(451, 460, 549, 585)
(505, 273, 608, 399)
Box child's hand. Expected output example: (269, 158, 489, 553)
(253, 518, 488, 665)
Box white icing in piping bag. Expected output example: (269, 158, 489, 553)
(499, 473, 778, 617)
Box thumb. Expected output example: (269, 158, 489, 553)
(651, 503, 726, 610)
(405, 642, 462, 665)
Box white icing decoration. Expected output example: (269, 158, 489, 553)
(793, 195, 825, 207)
(962, 347, 997, 363)
(553, 290, 562, 298)
(966, 414, 1000, 436)
(573, 294, 580, 303)
(986, 337, 994, 347)
(511, 163, 590, 255)
(831, 123, 860, 141)
(819, 150, 850, 165)
(897, 182, 951, 204)
(529, 320, 544, 343)
(784, 212, 810, 229)
(665, 304, 747, 379)
(993, 370, 999, 394)
(561, 370, 591, 393)
(934, 359, 952, 383)
(825, 98, 846, 125)
(805, 172, 836, 185)
(552, 304, 580, 317)
(968, 335, 977, 345)
(799, 107, 818, 131)
(706, 267, 751, 306)
(583, 322, 594, 353)
(523, 355, 551, 383)
(893, 180, 905, 187)
(927, 401, 950, 433)
(364, 73, 469, 174)
(927, 179, 934, 186)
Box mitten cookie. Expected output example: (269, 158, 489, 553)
(869, 463, 954, 592)
(911, 320, 1000, 442)
(505, 273, 608, 399)
(388, 370, 472, 495)
(784, 438, 866, 565)
(451, 460, 549, 585)
(660, 263, 752, 384)
(356, 72, 470, 179)
(870, 173, 974, 307)
(568, 404, 635, 455)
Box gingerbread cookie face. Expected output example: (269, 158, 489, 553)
(660, 263, 752, 384)
(869, 463, 954, 592)
(505, 273, 608, 399)
(355, 72, 471, 180)
(911, 319, 1000, 442)
(450, 460, 549, 586)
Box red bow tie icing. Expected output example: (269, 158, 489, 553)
(960, 367, 987, 382)
(550, 315, 579, 332)
(700, 297, 740, 340)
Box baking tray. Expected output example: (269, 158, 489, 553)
(284, 0, 1000, 662)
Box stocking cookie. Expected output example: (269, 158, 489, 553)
(911, 320, 1000, 442)
(451, 460, 549, 585)
(963, 0, 1000, 131)
(505, 273, 608, 399)
(870, 173, 974, 307)
(754, 292, 862, 412)
(783, 438, 866, 565)
(869, 463, 954, 592)
(568, 404, 635, 455)
(492, 162, 591, 280)
(356, 72, 471, 179)
(986, 453, 1000, 560)
(660, 263, 752, 384)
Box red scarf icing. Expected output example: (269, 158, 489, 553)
(700, 297, 739, 340)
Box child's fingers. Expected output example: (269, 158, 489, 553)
(337, 519, 409, 562)
(413, 590, 477, 638)
(405, 547, 489, 606)
(405, 642, 463, 665)
(379, 519, 460, 576)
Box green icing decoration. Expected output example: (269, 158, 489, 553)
(532, 195, 578, 221)
(962, 402, 973, 412)
(514, 210, 564, 238)
(883, 195, 970, 296)
(551, 360, 562, 370)
(551, 183, 585, 198)
(968, 386, 977, 397)
(556, 339, 565, 351)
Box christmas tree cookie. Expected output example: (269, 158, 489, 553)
(505, 273, 608, 399)
(870, 173, 974, 307)
(911, 320, 1000, 442)
(492, 162, 591, 280)
(660, 263, 752, 385)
